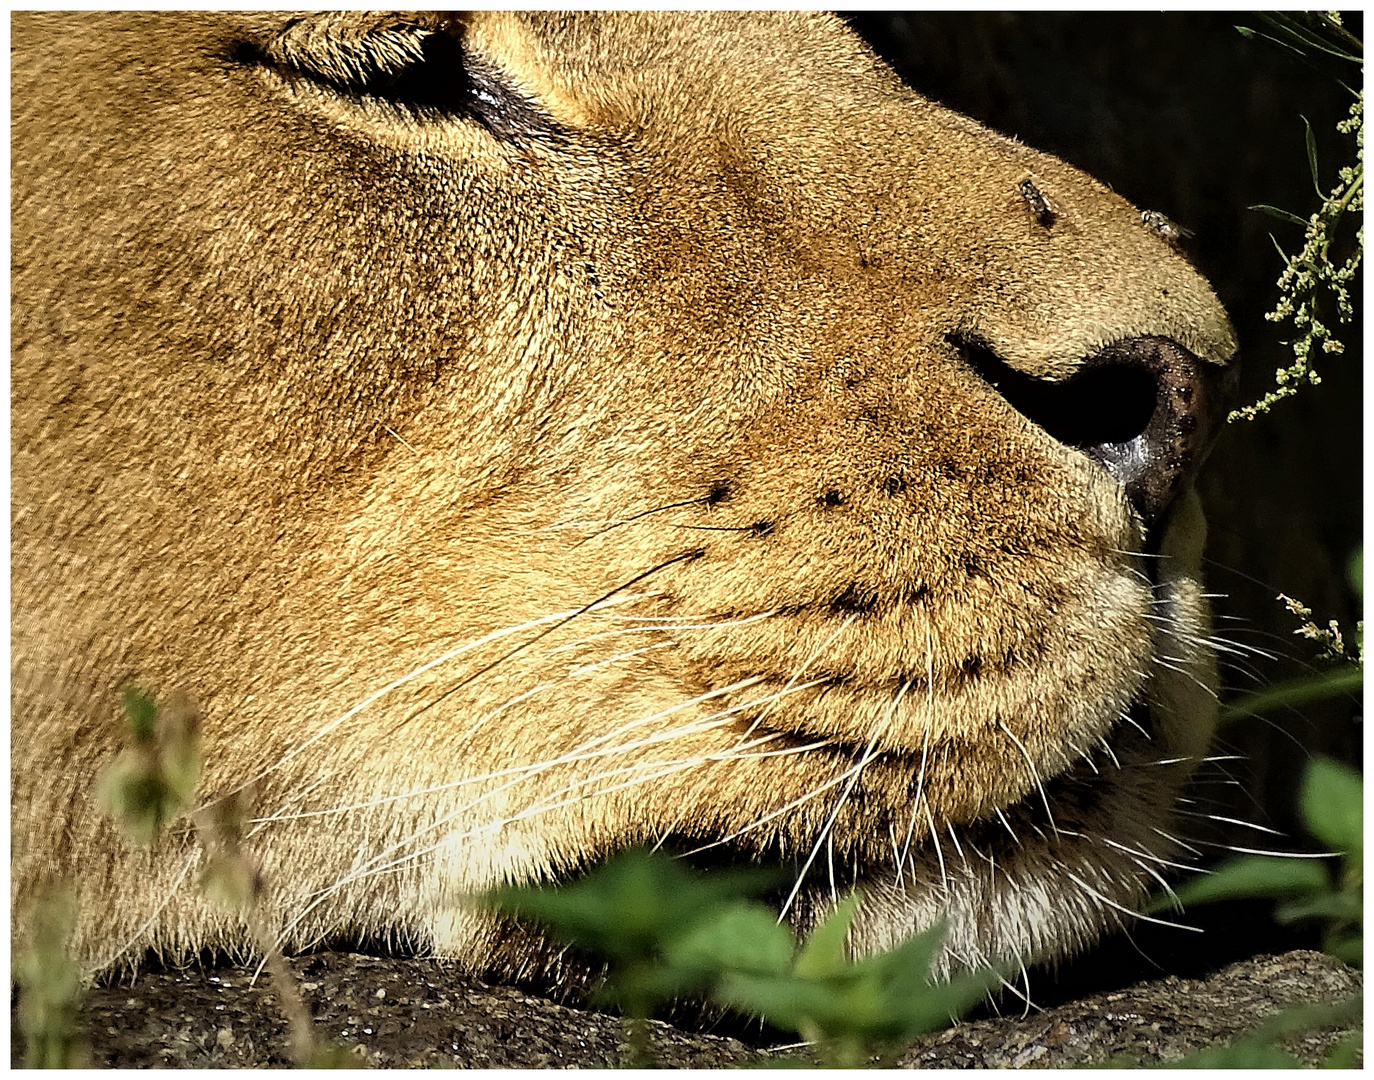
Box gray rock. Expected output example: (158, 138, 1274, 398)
(11, 949, 1360, 1068)
(899, 950, 1362, 1069)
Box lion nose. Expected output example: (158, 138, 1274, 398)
(1067, 336, 1233, 526)
(956, 334, 1235, 528)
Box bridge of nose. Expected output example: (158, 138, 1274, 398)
(884, 149, 1238, 379)
(775, 94, 1240, 383)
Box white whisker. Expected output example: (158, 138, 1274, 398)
(1172, 810, 1286, 837)
(209, 598, 654, 807)
(1193, 842, 1338, 859)
(997, 721, 1058, 838)
(896, 628, 937, 886)
(946, 823, 969, 870)
(1098, 835, 1197, 874)
(925, 804, 949, 893)
(726, 615, 857, 753)
(264, 678, 802, 953)
(1063, 869, 1203, 933)
(1118, 710, 1151, 741)
(778, 679, 911, 921)
(1150, 826, 1204, 858)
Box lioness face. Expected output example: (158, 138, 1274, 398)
(13, 12, 1235, 980)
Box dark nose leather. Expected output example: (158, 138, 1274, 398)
(956, 333, 1236, 527)
(1072, 336, 1234, 525)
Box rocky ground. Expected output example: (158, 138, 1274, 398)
(11, 949, 1360, 1068)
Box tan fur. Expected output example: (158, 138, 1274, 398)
(12, 12, 1235, 981)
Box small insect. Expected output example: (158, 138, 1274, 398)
(1141, 209, 1194, 244)
(1018, 176, 1057, 228)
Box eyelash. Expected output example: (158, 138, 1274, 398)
(241, 19, 567, 146)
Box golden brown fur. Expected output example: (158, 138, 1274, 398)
(13, 12, 1235, 981)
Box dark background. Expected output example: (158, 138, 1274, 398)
(847, 12, 1363, 1001)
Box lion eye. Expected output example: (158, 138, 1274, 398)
(245, 12, 561, 143)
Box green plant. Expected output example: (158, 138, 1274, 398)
(1160, 996, 1362, 1069)
(93, 688, 202, 846)
(91, 688, 357, 1068)
(1231, 12, 1363, 422)
(1149, 549, 1364, 1067)
(1219, 548, 1362, 729)
(13, 686, 193, 1069)
(1193, 555, 1362, 966)
(1181, 13, 1365, 1047)
(1150, 756, 1363, 1068)
(14, 884, 89, 1068)
(485, 848, 993, 1067)
(1165, 756, 1362, 963)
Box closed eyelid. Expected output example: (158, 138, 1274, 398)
(262, 12, 452, 89)
(245, 11, 572, 146)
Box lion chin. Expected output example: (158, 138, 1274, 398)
(12, 11, 1236, 989)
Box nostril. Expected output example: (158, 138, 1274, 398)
(1015, 362, 1159, 447)
(952, 333, 1232, 527)
(1075, 336, 1233, 527)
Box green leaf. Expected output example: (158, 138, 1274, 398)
(793, 893, 861, 979)
(1255, 13, 1364, 63)
(1300, 757, 1363, 861)
(1248, 203, 1311, 226)
(1249, 996, 1364, 1043)
(1162, 856, 1328, 909)
(1219, 667, 1363, 724)
(1274, 891, 1362, 925)
(1326, 935, 1362, 966)
(663, 902, 794, 980)
(485, 848, 777, 963)
(121, 686, 158, 741)
(17, 886, 87, 1068)
(844, 918, 949, 1004)
(715, 969, 841, 1032)
(715, 917, 984, 1056)
(1166, 995, 1365, 1067)
(1167, 1041, 1301, 1068)
(1236, 25, 1310, 59)
(1304, 115, 1322, 195)
(94, 752, 183, 846)
(1348, 548, 1363, 602)
(157, 700, 202, 806)
(1323, 1035, 1363, 1069)
(879, 967, 997, 1046)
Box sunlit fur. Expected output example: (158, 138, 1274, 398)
(12, 12, 1236, 985)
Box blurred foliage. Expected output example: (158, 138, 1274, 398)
(93, 687, 201, 846)
(1165, 756, 1362, 962)
(1154, 756, 1363, 1067)
(86, 688, 358, 1068)
(487, 848, 993, 1067)
(14, 884, 89, 1068)
(1151, 547, 1363, 1067)
(1161, 996, 1362, 1068)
